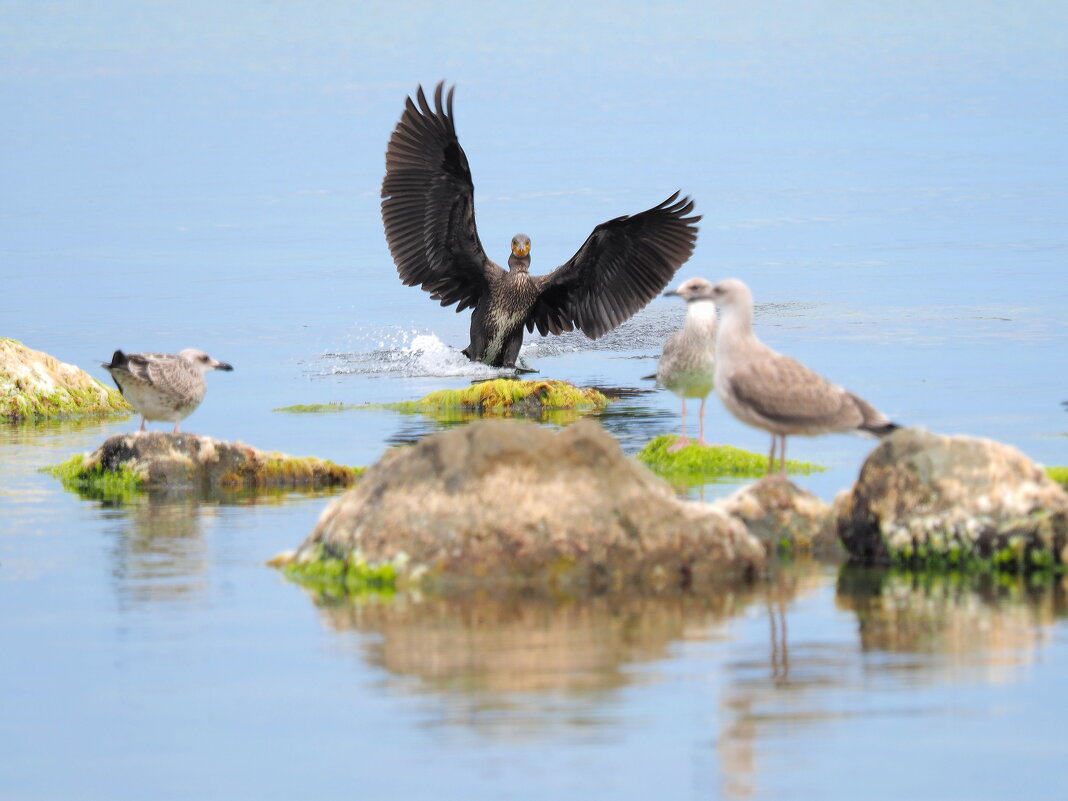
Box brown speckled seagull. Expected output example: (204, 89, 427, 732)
(709, 278, 899, 476)
(380, 81, 701, 369)
(102, 349, 233, 434)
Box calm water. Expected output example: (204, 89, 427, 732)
(2, 2, 1067, 798)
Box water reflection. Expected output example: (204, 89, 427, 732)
(92, 488, 345, 607)
(384, 387, 673, 453)
(717, 567, 1068, 799)
(837, 569, 1066, 683)
(317, 590, 758, 697)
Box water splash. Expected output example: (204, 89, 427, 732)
(315, 330, 522, 379)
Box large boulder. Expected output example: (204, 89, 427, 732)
(1, 338, 130, 420)
(836, 428, 1068, 569)
(284, 419, 765, 593)
(51, 432, 359, 494)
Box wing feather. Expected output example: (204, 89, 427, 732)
(380, 82, 503, 310)
(528, 193, 700, 338)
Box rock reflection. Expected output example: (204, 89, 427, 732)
(315, 590, 759, 696)
(99, 487, 344, 607)
(837, 568, 1067, 683)
(717, 566, 1067, 800)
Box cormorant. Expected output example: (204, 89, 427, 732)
(380, 81, 701, 369)
(102, 349, 233, 433)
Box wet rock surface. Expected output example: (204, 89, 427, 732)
(717, 478, 840, 556)
(288, 419, 765, 592)
(1, 338, 130, 420)
(836, 427, 1068, 568)
(73, 432, 359, 491)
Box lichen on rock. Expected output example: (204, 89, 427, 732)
(47, 432, 362, 495)
(274, 419, 765, 594)
(836, 427, 1068, 571)
(1, 338, 130, 421)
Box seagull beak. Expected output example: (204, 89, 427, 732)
(214, 361, 234, 371)
(663, 289, 678, 297)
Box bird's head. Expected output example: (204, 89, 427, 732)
(179, 348, 234, 373)
(509, 234, 531, 272)
(664, 276, 716, 303)
(708, 278, 753, 315)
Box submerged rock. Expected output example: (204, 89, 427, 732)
(717, 478, 839, 556)
(281, 419, 764, 593)
(1, 338, 130, 421)
(51, 432, 360, 494)
(836, 428, 1068, 570)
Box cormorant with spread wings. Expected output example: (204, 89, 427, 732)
(381, 81, 701, 369)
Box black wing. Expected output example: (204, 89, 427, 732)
(380, 81, 503, 313)
(528, 193, 700, 338)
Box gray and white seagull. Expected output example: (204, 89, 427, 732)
(655, 276, 718, 452)
(709, 278, 899, 475)
(102, 349, 233, 434)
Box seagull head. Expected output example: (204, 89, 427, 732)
(664, 276, 716, 303)
(179, 349, 234, 373)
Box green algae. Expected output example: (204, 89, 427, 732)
(1047, 466, 1068, 486)
(388, 379, 609, 418)
(42, 453, 144, 503)
(279, 545, 399, 600)
(272, 402, 367, 414)
(637, 435, 825, 483)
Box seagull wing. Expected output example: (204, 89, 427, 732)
(527, 193, 700, 338)
(380, 82, 503, 313)
(729, 352, 863, 430)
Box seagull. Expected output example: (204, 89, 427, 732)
(655, 277, 717, 452)
(102, 349, 233, 434)
(380, 81, 700, 369)
(709, 278, 899, 476)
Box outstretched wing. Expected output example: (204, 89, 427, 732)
(380, 81, 503, 313)
(528, 193, 700, 338)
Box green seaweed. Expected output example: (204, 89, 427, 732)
(1047, 466, 1068, 486)
(279, 545, 399, 600)
(636, 435, 825, 482)
(42, 453, 144, 502)
(387, 379, 609, 418)
(272, 402, 368, 414)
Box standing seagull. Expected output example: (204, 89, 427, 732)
(102, 349, 233, 434)
(381, 81, 700, 369)
(709, 279, 899, 476)
(656, 277, 717, 452)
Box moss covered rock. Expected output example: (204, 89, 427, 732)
(390, 378, 609, 420)
(836, 428, 1068, 571)
(48, 432, 361, 494)
(1, 338, 130, 421)
(274, 419, 764, 594)
(637, 435, 823, 484)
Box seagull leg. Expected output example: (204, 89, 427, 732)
(779, 436, 789, 477)
(697, 396, 709, 447)
(172, 421, 181, 435)
(767, 436, 778, 476)
(138, 417, 146, 434)
(668, 399, 690, 452)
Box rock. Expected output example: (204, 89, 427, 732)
(283, 419, 765, 593)
(716, 478, 840, 556)
(1, 338, 130, 421)
(51, 432, 360, 494)
(836, 427, 1068, 569)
